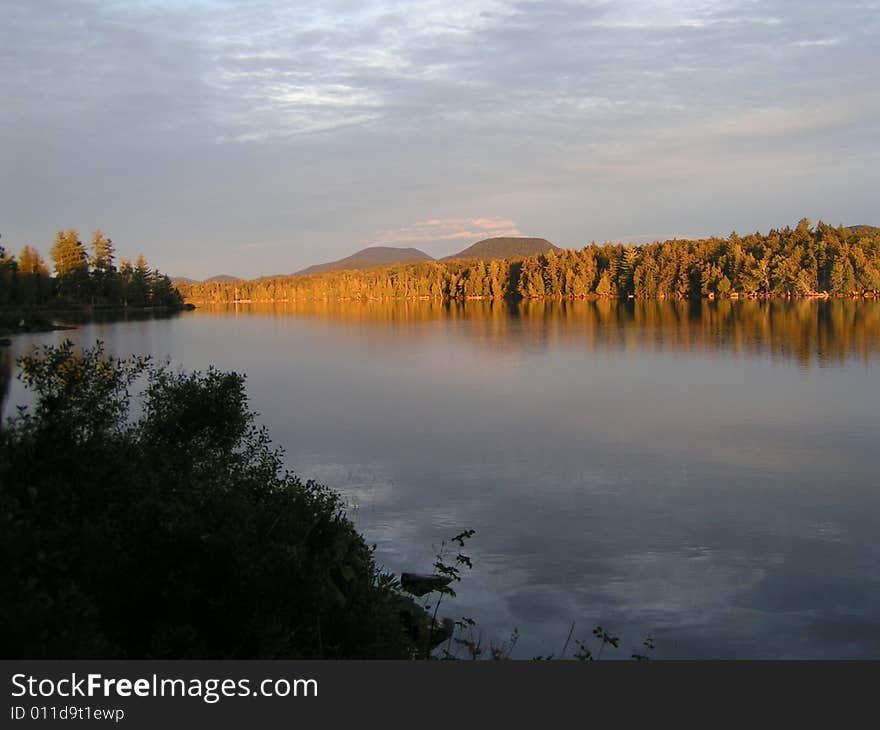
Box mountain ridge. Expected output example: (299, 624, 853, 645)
(294, 246, 434, 276)
(442, 236, 560, 261)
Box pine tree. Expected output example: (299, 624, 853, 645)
(0, 243, 17, 305)
(133, 254, 151, 305)
(50, 229, 89, 301)
(543, 250, 560, 295)
(50, 229, 87, 277)
(91, 229, 115, 273)
(620, 246, 639, 296)
(18, 246, 49, 276)
(830, 253, 855, 294)
(51, 229, 83, 276)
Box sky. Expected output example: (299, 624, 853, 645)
(1, 0, 878, 279)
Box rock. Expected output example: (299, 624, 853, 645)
(433, 616, 455, 646)
(401, 572, 454, 597)
(391, 594, 454, 650)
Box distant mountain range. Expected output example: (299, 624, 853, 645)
(441, 236, 559, 261)
(846, 225, 880, 236)
(175, 228, 880, 286)
(173, 274, 238, 285)
(294, 246, 433, 276)
(174, 237, 558, 283)
(293, 237, 559, 276)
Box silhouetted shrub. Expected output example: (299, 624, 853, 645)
(0, 341, 414, 658)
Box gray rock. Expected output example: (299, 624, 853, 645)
(400, 572, 454, 597)
(391, 593, 454, 650)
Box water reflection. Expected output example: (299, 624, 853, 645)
(4, 299, 880, 658)
(51, 308, 185, 326)
(196, 298, 880, 368)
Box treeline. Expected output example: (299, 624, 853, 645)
(0, 229, 182, 310)
(179, 220, 880, 303)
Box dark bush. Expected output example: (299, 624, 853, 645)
(0, 341, 414, 658)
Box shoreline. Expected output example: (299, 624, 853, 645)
(183, 292, 878, 305)
(0, 304, 191, 340)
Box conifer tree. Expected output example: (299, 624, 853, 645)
(133, 254, 151, 305)
(620, 246, 639, 296)
(0, 243, 17, 305)
(596, 271, 612, 297)
(18, 246, 49, 276)
(91, 229, 115, 273)
(49, 229, 89, 301)
(50, 229, 88, 277)
(830, 253, 855, 294)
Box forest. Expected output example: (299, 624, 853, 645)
(0, 229, 182, 311)
(178, 220, 880, 304)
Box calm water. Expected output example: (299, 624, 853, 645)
(4, 299, 880, 658)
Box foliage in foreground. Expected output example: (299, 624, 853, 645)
(426, 531, 655, 661)
(0, 342, 415, 658)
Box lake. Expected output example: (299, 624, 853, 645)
(3, 298, 880, 658)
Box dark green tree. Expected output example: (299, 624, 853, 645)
(0, 342, 416, 659)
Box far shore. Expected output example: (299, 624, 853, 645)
(183, 291, 878, 305)
(0, 303, 192, 339)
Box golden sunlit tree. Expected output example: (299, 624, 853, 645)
(90, 229, 115, 273)
(18, 245, 50, 277)
(15, 245, 51, 305)
(50, 229, 88, 277)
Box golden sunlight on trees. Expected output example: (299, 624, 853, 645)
(50, 229, 87, 277)
(178, 221, 880, 305)
(0, 229, 182, 311)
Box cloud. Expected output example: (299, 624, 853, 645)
(371, 217, 523, 247)
(0, 0, 878, 277)
(791, 37, 842, 48)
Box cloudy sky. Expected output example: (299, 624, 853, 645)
(1, 0, 877, 278)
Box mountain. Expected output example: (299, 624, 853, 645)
(443, 236, 560, 261)
(172, 274, 239, 284)
(295, 246, 434, 276)
(846, 225, 880, 236)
